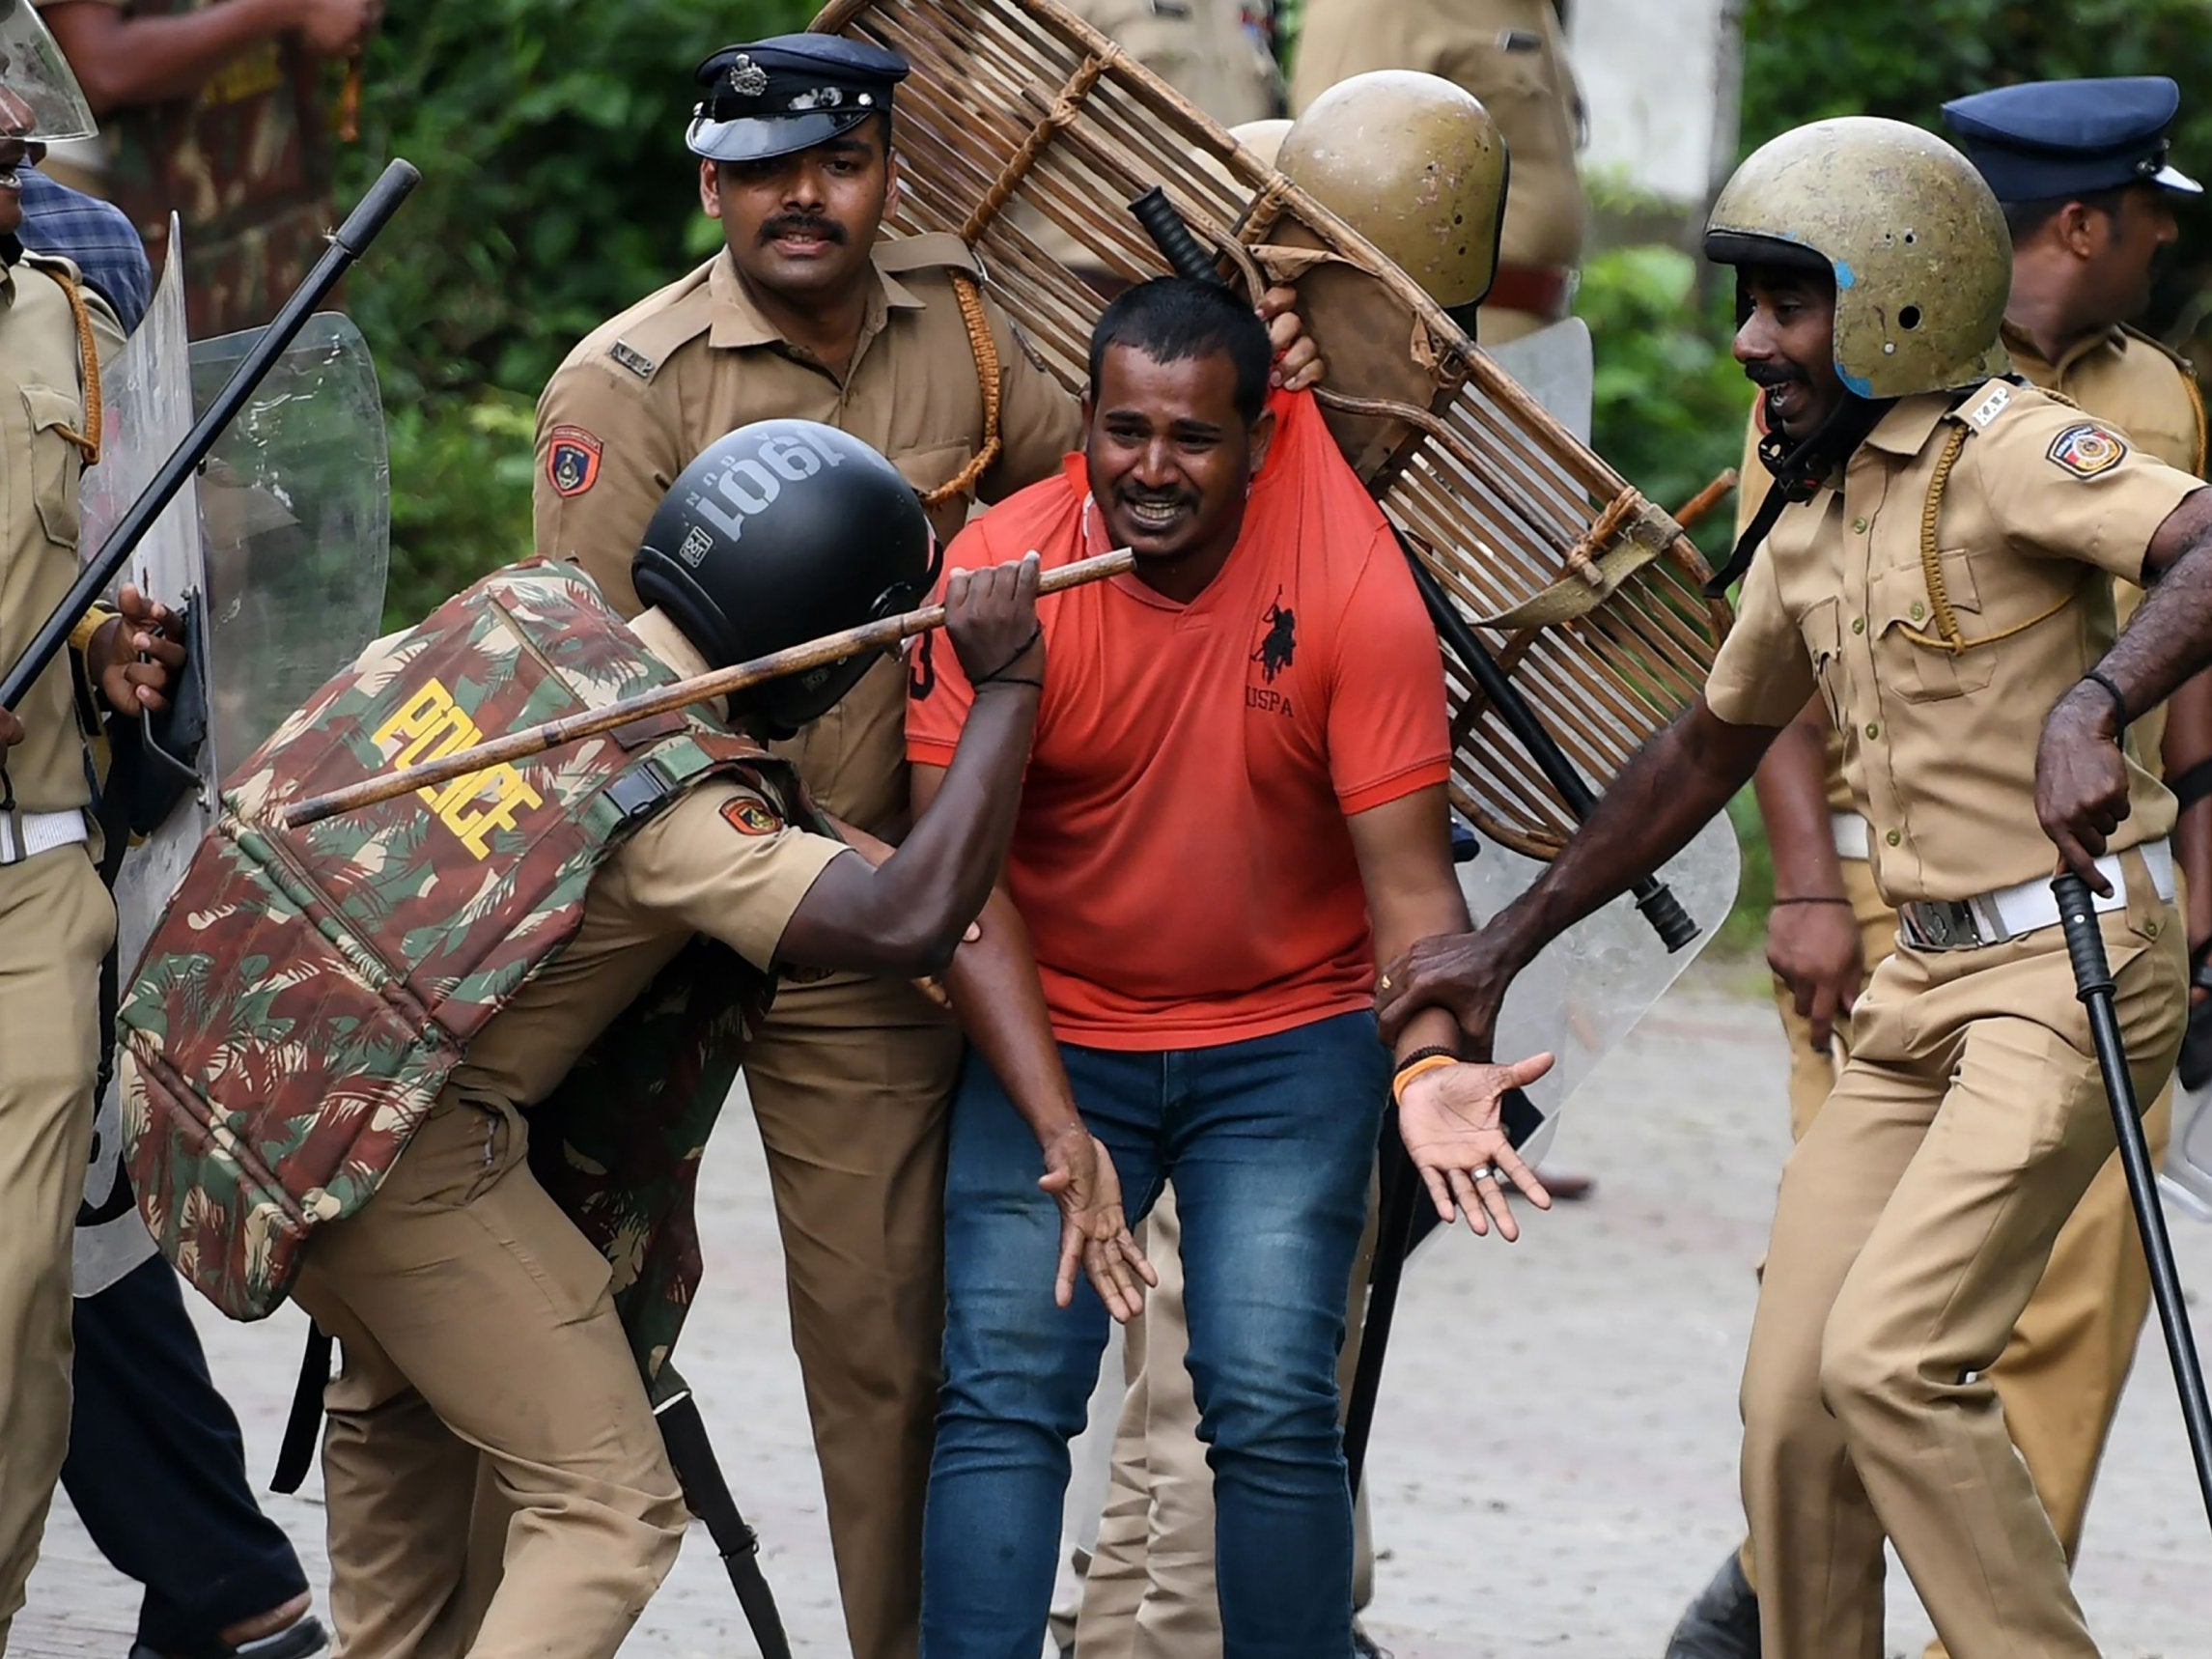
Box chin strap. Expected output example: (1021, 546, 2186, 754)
(1701, 393, 1894, 597)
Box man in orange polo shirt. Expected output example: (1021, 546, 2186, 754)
(908, 276, 1550, 1657)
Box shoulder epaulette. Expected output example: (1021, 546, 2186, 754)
(594, 263, 719, 383)
(17, 248, 84, 283)
(2119, 323, 2200, 379)
(872, 231, 984, 281)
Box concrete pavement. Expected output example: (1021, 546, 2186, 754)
(18, 972, 2212, 1656)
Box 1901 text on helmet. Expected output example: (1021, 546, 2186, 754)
(632, 419, 937, 737)
(1705, 116, 2012, 400)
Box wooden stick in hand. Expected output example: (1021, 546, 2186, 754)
(280, 548, 1134, 830)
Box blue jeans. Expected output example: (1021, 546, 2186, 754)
(921, 1011, 1386, 1659)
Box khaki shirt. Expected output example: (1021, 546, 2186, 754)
(2005, 321, 2207, 771)
(1, 247, 126, 814)
(1061, 0, 1280, 127)
(1708, 383, 2200, 904)
(445, 608, 849, 1111)
(533, 235, 1080, 834)
(1289, 0, 1584, 334)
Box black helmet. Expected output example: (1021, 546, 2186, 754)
(633, 419, 936, 737)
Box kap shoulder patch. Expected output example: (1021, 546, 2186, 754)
(2048, 421, 2128, 479)
(1963, 381, 2012, 432)
(720, 796, 781, 837)
(546, 425, 603, 497)
(608, 340, 657, 380)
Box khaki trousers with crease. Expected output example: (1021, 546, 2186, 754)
(1740, 861, 2184, 1659)
(0, 847, 111, 1651)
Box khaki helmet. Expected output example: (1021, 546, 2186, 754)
(1705, 117, 2011, 399)
(1276, 70, 1508, 309)
(1229, 117, 1291, 172)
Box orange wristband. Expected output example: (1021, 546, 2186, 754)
(1391, 1052, 1459, 1107)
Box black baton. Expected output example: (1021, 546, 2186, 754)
(654, 1388, 793, 1659)
(1124, 187, 1697, 953)
(0, 159, 421, 713)
(2053, 870, 2212, 1526)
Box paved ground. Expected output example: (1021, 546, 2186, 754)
(19, 970, 2212, 1657)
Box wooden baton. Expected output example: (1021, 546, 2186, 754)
(1671, 468, 1739, 535)
(281, 548, 1134, 830)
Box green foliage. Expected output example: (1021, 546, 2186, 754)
(1739, 0, 2212, 154)
(333, 0, 816, 621)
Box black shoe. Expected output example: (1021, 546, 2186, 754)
(132, 1613, 329, 1659)
(1664, 1553, 1759, 1659)
(1352, 1621, 1393, 1659)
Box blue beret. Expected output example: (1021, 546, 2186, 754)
(688, 34, 910, 164)
(1941, 76, 2199, 203)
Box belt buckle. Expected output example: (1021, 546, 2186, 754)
(1910, 900, 1979, 951)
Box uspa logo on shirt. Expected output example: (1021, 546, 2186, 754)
(1250, 587, 1297, 683)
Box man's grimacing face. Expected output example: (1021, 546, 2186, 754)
(1083, 342, 1272, 574)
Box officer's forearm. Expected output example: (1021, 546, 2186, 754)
(940, 888, 1085, 1150)
(2097, 490, 2212, 720)
(1490, 698, 1778, 975)
(1754, 695, 1846, 899)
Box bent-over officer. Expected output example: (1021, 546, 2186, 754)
(1376, 117, 2212, 1657)
(0, 7, 184, 1641)
(529, 36, 1315, 1658)
(120, 422, 1145, 1659)
(1668, 76, 2212, 1659)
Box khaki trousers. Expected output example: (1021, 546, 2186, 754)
(739, 971, 963, 1659)
(1073, 1180, 1379, 1656)
(1757, 859, 2172, 1606)
(1741, 864, 2185, 1659)
(293, 1099, 690, 1659)
(0, 847, 111, 1651)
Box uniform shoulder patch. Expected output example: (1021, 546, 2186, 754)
(546, 425, 603, 497)
(2047, 421, 2129, 478)
(872, 231, 984, 280)
(1963, 380, 2012, 431)
(607, 340, 657, 380)
(720, 795, 782, 837)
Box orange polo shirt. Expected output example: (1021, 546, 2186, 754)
(907, 389, 1450, 1049)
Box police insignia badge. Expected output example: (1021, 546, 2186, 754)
(2048, 421, 2127, 478)
(721, 797, 781, 836)
(725, 53, 770, 98)
(546, 425, 603, 497)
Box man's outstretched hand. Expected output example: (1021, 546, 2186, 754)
(1397, 1053, 1556, 1241)
(1040, 1126, 1156, 1321)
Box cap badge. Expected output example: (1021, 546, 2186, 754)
(724, 54, 770, 98)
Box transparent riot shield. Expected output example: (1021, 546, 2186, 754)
(75, 221, 204, 1294)
(189, 311, 391, 764)
(1461, 814, 1741, 1169)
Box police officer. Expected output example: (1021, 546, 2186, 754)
(530, 38, 1315, 1659)
(1377, 117, 2212, 1656)
(1289, 0, 1583, 343)
(1667, 78, 2212, 1659)
(0, 4, 183, 1641)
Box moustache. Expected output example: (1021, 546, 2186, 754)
(1742, 362, 1806, 391)
(760, 215, 846, 246)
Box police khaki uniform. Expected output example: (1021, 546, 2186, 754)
(1289, 0, 1582, 342)
(0, 10, 126, 1638)
(1672, 83, 2212, 1659)
(530, 38, 1078, 1659)
(292, 608, 844, 1659)
(1697, 119, 2198, 1658)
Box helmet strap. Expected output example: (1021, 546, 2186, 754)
(1701, 392, 1893, 597)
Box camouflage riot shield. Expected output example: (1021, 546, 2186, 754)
(75, 221, 208, 1295)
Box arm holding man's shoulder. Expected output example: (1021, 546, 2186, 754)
(41, 0, 378, 114)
